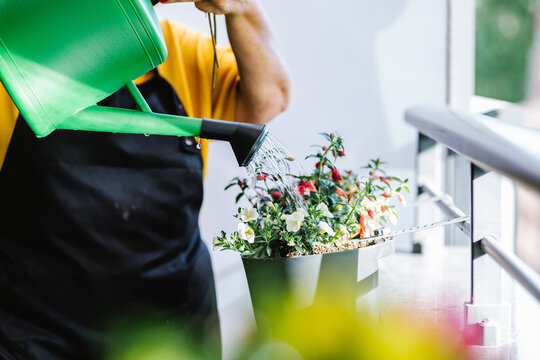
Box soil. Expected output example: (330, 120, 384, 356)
(286, 237, 391, 257)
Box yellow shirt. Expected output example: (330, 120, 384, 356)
(0, 19, 240, 176)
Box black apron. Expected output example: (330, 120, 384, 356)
(0, 71, 220, 359)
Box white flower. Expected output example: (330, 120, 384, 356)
(316, 203, 334, 218)
(318, 221, 336, 236)
(239, 207, 259, 222)
(285, 210, 306, 232)
(237, 222, 255, 243)
(387, 210, 398, 226)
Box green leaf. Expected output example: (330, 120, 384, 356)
(319, 132, 332, 142)
(266, 246, 272, 257)
(235, 193, 244, 203)
(224, 183, 237, 191)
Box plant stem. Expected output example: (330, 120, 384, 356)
(316, 144, 334, 196)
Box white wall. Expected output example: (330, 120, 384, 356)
(156, 1, 447, 358)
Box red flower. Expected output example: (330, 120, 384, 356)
(382, 192, 391, 198)
(359, 227, 367, 238)
(335, 187, 346, 197)
(305, 180, 316, 192)
(331, 168, 343, 183)
(315, 162, 321, 169)
(367, 209, 375, 218)
(381, 205, 386, 213)
(322, 146, 328, 151)
(257, 174, 267, 181)
(338, 150, 345, 157)
(298, 180, 316, 196)
(271, 191, 282, 200)
(359, 215, 366, 227)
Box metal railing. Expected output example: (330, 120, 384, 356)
(405, 104, 540, 347)
(407, 105, 540, 191)
(481, 235, 540, 302)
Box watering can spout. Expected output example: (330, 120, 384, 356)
(200, 119, 268, 167)
(60, 105, 267, 167)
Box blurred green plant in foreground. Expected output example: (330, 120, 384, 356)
(105, 294, 472, 360)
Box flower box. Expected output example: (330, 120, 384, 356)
(242, 239, 394, 327)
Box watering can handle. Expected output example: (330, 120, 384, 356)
(126, 81, 153, 113)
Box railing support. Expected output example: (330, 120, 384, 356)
(465, 164, 512, 348)
(413, 134, 446, 253)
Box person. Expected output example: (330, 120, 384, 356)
(0, 0, 290, 358)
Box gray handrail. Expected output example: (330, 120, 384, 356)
(405, 105, 540, 191)
(481, 236, 540, 302)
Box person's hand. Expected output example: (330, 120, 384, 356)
(158, 0, 253, 16)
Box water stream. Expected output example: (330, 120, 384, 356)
(245, 134, 306, 211)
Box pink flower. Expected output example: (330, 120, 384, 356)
(257, 174, 267, 181)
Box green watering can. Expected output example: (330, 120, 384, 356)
(0, 0, 266, 166)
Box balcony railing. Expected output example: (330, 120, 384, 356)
(405, 105, 540, 348)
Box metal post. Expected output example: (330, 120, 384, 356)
(445, 150, 471, 245)
(413, 134, 446, 254)
(465, 164, 512, 348)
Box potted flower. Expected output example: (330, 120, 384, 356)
(213, 133, 409, 318)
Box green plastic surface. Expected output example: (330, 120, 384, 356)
(0, 0, 203, 138)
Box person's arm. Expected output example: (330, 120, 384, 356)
(160, 0, 291, 125)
